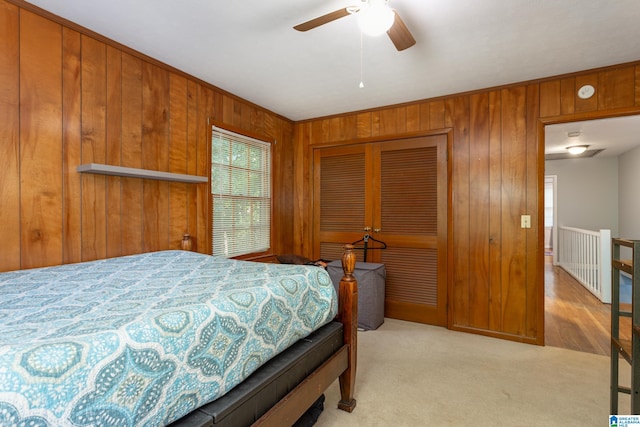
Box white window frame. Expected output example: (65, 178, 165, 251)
(210, 125, 272, 258)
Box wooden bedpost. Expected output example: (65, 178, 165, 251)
(338, 244, 357, 412)
(249, 245, 358, 426)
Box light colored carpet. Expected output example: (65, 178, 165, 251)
(316, 318, 630, 426)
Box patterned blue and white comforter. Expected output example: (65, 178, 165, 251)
(0, 250, 337, 426)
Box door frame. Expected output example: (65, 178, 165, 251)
(538, 108, 640, 345)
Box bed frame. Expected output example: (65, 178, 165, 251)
(172, 244, 358, 426)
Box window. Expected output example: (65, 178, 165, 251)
(211, 126, 271, 258)
(544, 177, 554, 228)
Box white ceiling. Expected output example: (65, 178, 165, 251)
(24, 0, 640, 122)
(545, 115, 640, 159)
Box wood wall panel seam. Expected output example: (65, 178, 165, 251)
(0, 0, 21, 271)
(526, 83, 542, 342)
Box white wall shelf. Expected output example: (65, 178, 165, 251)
(77, 163, 208, 183)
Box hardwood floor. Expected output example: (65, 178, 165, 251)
(545, 255, 630, 356)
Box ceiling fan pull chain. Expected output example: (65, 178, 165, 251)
(359, 31, 365, 89)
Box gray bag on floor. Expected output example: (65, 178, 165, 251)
(326, 260, 386, 330)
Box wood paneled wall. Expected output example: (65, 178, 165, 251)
(2, 0, 640, 345)
(0, 0, 294, 271)
(293, 62, 640, 344)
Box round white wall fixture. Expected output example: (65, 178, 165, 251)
(578, 84, 595, 99)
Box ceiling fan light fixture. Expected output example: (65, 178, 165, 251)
(566, 145, 589, 155)
(357, 0, 395, 37)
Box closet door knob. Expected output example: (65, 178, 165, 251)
(374, 228, 381, 233)
(364, 226, 372, 232)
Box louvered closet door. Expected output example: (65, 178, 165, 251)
(375, 135, 447, 326)
(313, 144, 372, 261)
(314, 135, 448, 326)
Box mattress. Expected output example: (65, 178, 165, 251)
(0, 250, 337, 426)
(171, 321, 344, 426)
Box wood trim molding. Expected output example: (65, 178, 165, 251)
(210, 119, 276, 145)
(296, 60, 640, 124)
(307, 127, 453, 148)
(538, 105, 640, 126)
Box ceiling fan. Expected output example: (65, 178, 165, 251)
(294, 0, 416, 51)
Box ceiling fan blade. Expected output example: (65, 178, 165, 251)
(387, 11, 416, 51)
(294, 8, 352, 32)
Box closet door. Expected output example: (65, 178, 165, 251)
(313, 144, 372, 260)
(313, 134, 448, 326)
(374, 135, 448, 325)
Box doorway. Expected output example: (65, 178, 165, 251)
(543, 114, 640, 355)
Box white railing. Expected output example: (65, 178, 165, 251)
(558, 226, 611, 303)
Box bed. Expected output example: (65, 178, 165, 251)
(0, 246, 358, 426)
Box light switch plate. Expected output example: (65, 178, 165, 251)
(521, 215, 531, 229)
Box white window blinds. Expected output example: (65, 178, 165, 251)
(211, 126, 271, 258)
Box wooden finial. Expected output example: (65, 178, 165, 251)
(181, 233, 193, 251)
(342, 244, 356, 279)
